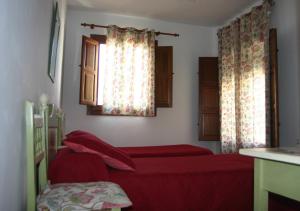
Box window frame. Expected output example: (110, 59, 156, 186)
(86, 34, 155, 117)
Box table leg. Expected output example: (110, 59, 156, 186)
(254, 159, 268, 211)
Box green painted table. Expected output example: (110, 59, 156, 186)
(239, 147, 300, 211)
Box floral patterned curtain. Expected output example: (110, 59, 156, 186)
(102, 25, 155, 116)
(218, 2, 271, 153)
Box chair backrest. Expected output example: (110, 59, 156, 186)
(25, 101, 48, 211)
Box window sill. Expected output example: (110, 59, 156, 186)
(87, 106, 156, 117)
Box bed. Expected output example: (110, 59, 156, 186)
(47, 123, 255, 211)
(42, 104, 258, 211)
(27, 101, 298, 211)
(49, 146, 254, 211)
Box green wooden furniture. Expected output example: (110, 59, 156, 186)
(25, 101, 49, 211)
(25, 100, 130, 211)
(240, 148, 300, 211)
(48, 104, 64, 162)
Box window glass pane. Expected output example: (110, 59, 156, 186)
(97, 44, 106, 105)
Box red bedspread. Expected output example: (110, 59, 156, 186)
(118, 144, 213, 158)
(109, 154, 254, 211)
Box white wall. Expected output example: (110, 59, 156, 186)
(271, 0, 300, 146)
(0, 0, 66, 210)
(62, 10, 220, 152)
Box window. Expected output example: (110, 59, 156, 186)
(80, 34, 173, 116)
(97, 43, 106, 106)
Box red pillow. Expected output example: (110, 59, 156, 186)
(64, 134, 135, 171)
(66, 130, 91, 138)
(48, 148, 109, 184)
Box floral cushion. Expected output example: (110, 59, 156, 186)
(37, 182, 132, 211)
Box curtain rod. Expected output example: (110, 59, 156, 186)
(81, 23, 180, 37)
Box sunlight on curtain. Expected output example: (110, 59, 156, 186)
(97, 44, 106, 106)
(99, 25, 155, 116)
(218, 2, 271, 153)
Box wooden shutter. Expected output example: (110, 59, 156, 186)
(80, 36, 99, 106)
(198, 57, 220, 141)
(155, 46, 173, 107)
(86, 35, 106, 115)
(270, 28, 280, 147)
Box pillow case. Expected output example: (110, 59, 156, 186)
(48, 147, 109, 184)
(64, 132, 135, 171)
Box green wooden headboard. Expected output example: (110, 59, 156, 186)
(48, 104, 64, 162)
(25, 101, 48, 211)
